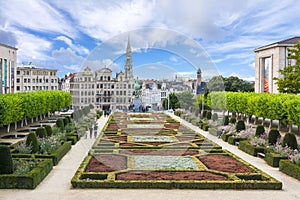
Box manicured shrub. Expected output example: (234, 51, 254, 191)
(212, 113, 218, 121)
(222, 116, 229, 125)
(0, 145, 13, 174)
(36, 127, 47, 138)
(56, 119, 64, 131)
(44, 125, 52, 137)
(63, 117, 69, 126)
(202, 110, 207, 119)
(236, 120, 245, 132)
(282, 132, 298, 150)
(230, 117, 236, 124)
(206, 111, 212, 120)
(26, 132, 39, 153)
(268, 129, 280, 145)
(294, 155, 300, 166)
(255, 125, 265, 137)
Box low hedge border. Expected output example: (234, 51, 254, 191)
(228, 136, 245, 146)
(0, 158, 53, 189)
(238, 140, 266, 157)
(265, 152, 288, 167)
(66, 135, 79, 145)
(12, 141, 71, 166)
(279, 160, 300, 181)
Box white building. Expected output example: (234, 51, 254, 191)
(254, 36, 300, 93)
(0, 43, 17, 94)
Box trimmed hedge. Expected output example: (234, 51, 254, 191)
(238, 140, 266, 157)
(12, 142, 71, 166)
(228, 136, 245, 146)
(279, 160, 300, 181)
(0, 158, 53, 189)
(265, 152, 288, 167)
(26, 132, 39, 153)
(36, 127, 47, 138)
(0, 145, 13, 174)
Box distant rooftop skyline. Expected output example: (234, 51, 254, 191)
(1, 0, 300, 81)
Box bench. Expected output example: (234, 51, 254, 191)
(257, 152, 265, 158)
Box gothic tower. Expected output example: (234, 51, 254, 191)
(196, 67, 202, 95)
(124, 35, 133, 80)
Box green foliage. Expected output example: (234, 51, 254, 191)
(229, 117, 236, 124)
(274, 40, 300, 94)
(279, 160, 300, 181)
(44, 125, 52, 137)
(0, 91, 71, 127)
(268, 129, 281, 145)
(56, 119, 64, 131)
(294, 155, 300, 166)
(36, 127, 47, 138)
(222, 116, 229, 125)
(282, 132, 298, 149)
(13, 159, 38, 175)
(63, 117, 69, 126)
(0, 145, 13, 174)
(174, 110, 182, 117)
(26, 132, 39, 153)
(236, 120, 245, 132)
(206, 111, 212, 120)
(65, 122, 76, 133)
(202, 110, 207, 118)
(207, 76, 254, 92)
(212, 113, 218, 121)
(176, 91, 195, 111)
(16, 141, 32, 154)
(255, 125, 265, 136)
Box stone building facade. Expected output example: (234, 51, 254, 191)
(15, 64, 59, 93)
(254, 37, 300, 93)
(0, 43, 17, 94)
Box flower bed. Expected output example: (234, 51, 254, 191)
(0, 158, 53, 189)
(72, 112, 282, 190)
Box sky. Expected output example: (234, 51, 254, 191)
(1, 0, 300, 81)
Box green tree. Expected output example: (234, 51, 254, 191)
(274, 40, 300, 93)
(168, 93, 180, 110)
(176, 91, 195, 111)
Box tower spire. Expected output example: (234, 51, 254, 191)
(125, 34, 133, 80)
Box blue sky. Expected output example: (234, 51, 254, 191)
(1, 0, 300, 81)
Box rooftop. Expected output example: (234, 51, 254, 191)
(254, 36, 300, 52)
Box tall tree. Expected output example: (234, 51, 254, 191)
(176, 91, 195, 111)
(274, 40, 300, 93)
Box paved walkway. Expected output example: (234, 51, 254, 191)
(1, 114, 300, 200)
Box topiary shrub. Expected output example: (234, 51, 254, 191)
(212, 113, 218, 121)
(236, 120, 245, 132)
(26, 132, 39, 153)
(0, 145, 13, 174)
(255, 125, 265, 137)
(268, 129, 281, 145)
(63, 117, 69, 126)
(201, 110, 207, 119)
(222, 116, 229, 126)
(282, 132, 298, 150)
(36, 127, 47, 138)
(230, 117, 236, 124)
(294, 155, 300, 166)
(45, 125, 53, 137)
(56, 119, 64, 131)
(206, 111, 212, 120)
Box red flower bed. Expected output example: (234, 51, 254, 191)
(199, 155, 252, 173)
(117, 171, 228, 181)
(86, 154, 127, 172)
(164, 123, 180, 129)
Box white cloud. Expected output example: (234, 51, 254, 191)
(0, 0, 76, 37)
(55, 36, 89, 55)
(229, 72, 254, 82)
(52, 47, 84, 65)
(14, 30, 52, 61)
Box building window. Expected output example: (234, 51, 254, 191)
(16, 78, 20, 83)
(24, 79, 27, 83)
(28, 79, 31, 83)
(16, 86, 20, 91)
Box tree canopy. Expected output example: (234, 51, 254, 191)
(207, 75, 254, 92)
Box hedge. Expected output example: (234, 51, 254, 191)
(238, 140, 266, 157)
(265, 152, 288, 167)
(279, 160, 300, 181)
(0, 158, 53, 189)
(12, 142, 71, 166)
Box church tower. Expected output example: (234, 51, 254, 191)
(124, 35, 133, 80)
(196, 67, 202, 95)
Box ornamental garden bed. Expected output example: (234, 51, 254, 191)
(279, 160, 300, 181)
(72, 112, 282, 190)
(0, 158, 53, 189)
